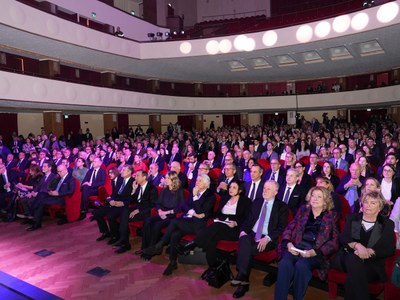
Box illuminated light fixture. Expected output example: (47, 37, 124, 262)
(228, 60, 247, 72)
(333, 15, 351, 33)
(234, 35, 248, 51)
(363, 0, 374, 8)
(206, 40, 219, 55)
(359, 40, 384, 56)
(301, 51, 324, 64)
(329, 46, 353, 60)
(275, 112, 279, 116)
(219, 39, 232, 53)
(156, 32, 163, 37)
(314, 21, 331, 38)
(173, 31, 178, 35)
(91, 12, 97, 18)
(377, 2, 399, 23)
(180, 41, 192, 54)
(262, 30, 278, 47)
(244, 37, 256, 52)
(276, 55, 297, 67)
(165, 32, 171, 37)
(250, 57, 271, 69)
(351, 12, 369, 31)
(181, 30, 185, 34)
(131, 10, 135, 15)
(366, 108, 372, 111)
(296, 25, 313, 43)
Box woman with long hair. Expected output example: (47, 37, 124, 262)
(139, 171, 185, 260)
(321, 161, 340, 190)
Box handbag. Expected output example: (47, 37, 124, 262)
(207, 259, 233, 288)
(391, 256, 400, 288)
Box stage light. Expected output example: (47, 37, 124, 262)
(363, 0, 375, 8)
(156, 32, 163, 37)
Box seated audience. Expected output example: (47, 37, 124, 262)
(321, 161, 340, 190)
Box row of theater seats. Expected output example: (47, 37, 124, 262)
(39, 156, 400, 299)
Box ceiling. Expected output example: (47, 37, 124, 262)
(1, 20, 400, 84)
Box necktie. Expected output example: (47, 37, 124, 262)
(138, 187, 143, 201)
(345, 186, 358, 211)
(169, 154, 174, 164)
(249, 182, 256, 200)
(118, 180, 126, 194)
(225, 178, 229, 184)
(283, 187, 291, 204)
(335, 160, 339, 169)
(55, 177, 64, 192)
(255, 202, 267, 240)
(90, 169, 97, 184)
(17, 161, 21, 168)
(270, 172, 276, 181)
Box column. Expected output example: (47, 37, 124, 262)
(149, 114, 161, 134)
(103, 114, 118, 135)
(43, 111, 63, 138)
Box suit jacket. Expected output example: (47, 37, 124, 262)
(244, 180, 265, 201)
(178, 172, 188, 190)
(49, 173, 76, 200)
(280, 205, 339, 280)
(34, 172, 57, 193)
(112, 177, 134, 206)
(188, 174, 216, 193)
(5, 160, 17, 171)
(305, 163, 322, 178)
(184, 161, 200, 177)
(125, 155, 134, 165)
(329, 158, 349, 172)
(16, 159, 29, 171)
(298, 173, 313, 191)
(339, 213, 395, 281)
(130, 183, 158, 218)
(215, 194, 251, 228)
(181, 188, 215, 221)
(277, 184, 306, 217)
(336, 175, 365, 196)
(241, 198, 288, 247)
(260, 150, 279, 161)
(148, 156, 165, 172)
(148, 173, 163, 187)
(262, 168, 286, 186)
(168, 152, 182, 165)
(82, 168, 106, 189)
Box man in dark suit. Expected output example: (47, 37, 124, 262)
(5, 153, 16, 171)
(167, 145, 182, 167)
(16, 152, 29, 172)
(143, 174, 216, 276)
(231, 180, 288, 298)
(262, 158, 286, 186)
(195, 137, 207, 159)
(148, 163, 163, 187)
(124, 147, 134, 165)
(305, 153, 322, 178)
(277, 168, 306, 217)
(80, 157, 106, 219)
(244, 165, 264, 201)
(22, 161, 56, 219)
(27, 164, 75, 231)
(10, 136, 22, 157)
(339, 144, 355, 165)
(93, 165, 135, 245)
(184, 153, 200, 180)
(336, 162, 365, 212)
(115, 170, 158, 253)
(147, 148, 165, 172)
(204, 150, 221, 169)
(217, 163, 239, 198)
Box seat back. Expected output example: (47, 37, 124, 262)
(64, 179, 81, 223)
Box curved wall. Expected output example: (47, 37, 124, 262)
(1, 71, 399, 112)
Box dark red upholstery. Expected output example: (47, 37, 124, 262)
(48, 179, 81, 223)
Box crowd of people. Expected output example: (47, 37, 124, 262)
(0, 113, 399, 299)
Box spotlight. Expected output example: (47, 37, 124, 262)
(180, 30, 185, 34)
(173, 31, 178, 35)
(363, 0, 374, 8)
(165, 32, 171, 37)
(131, 10, 135, 16)
(156, 32, 163, 37)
